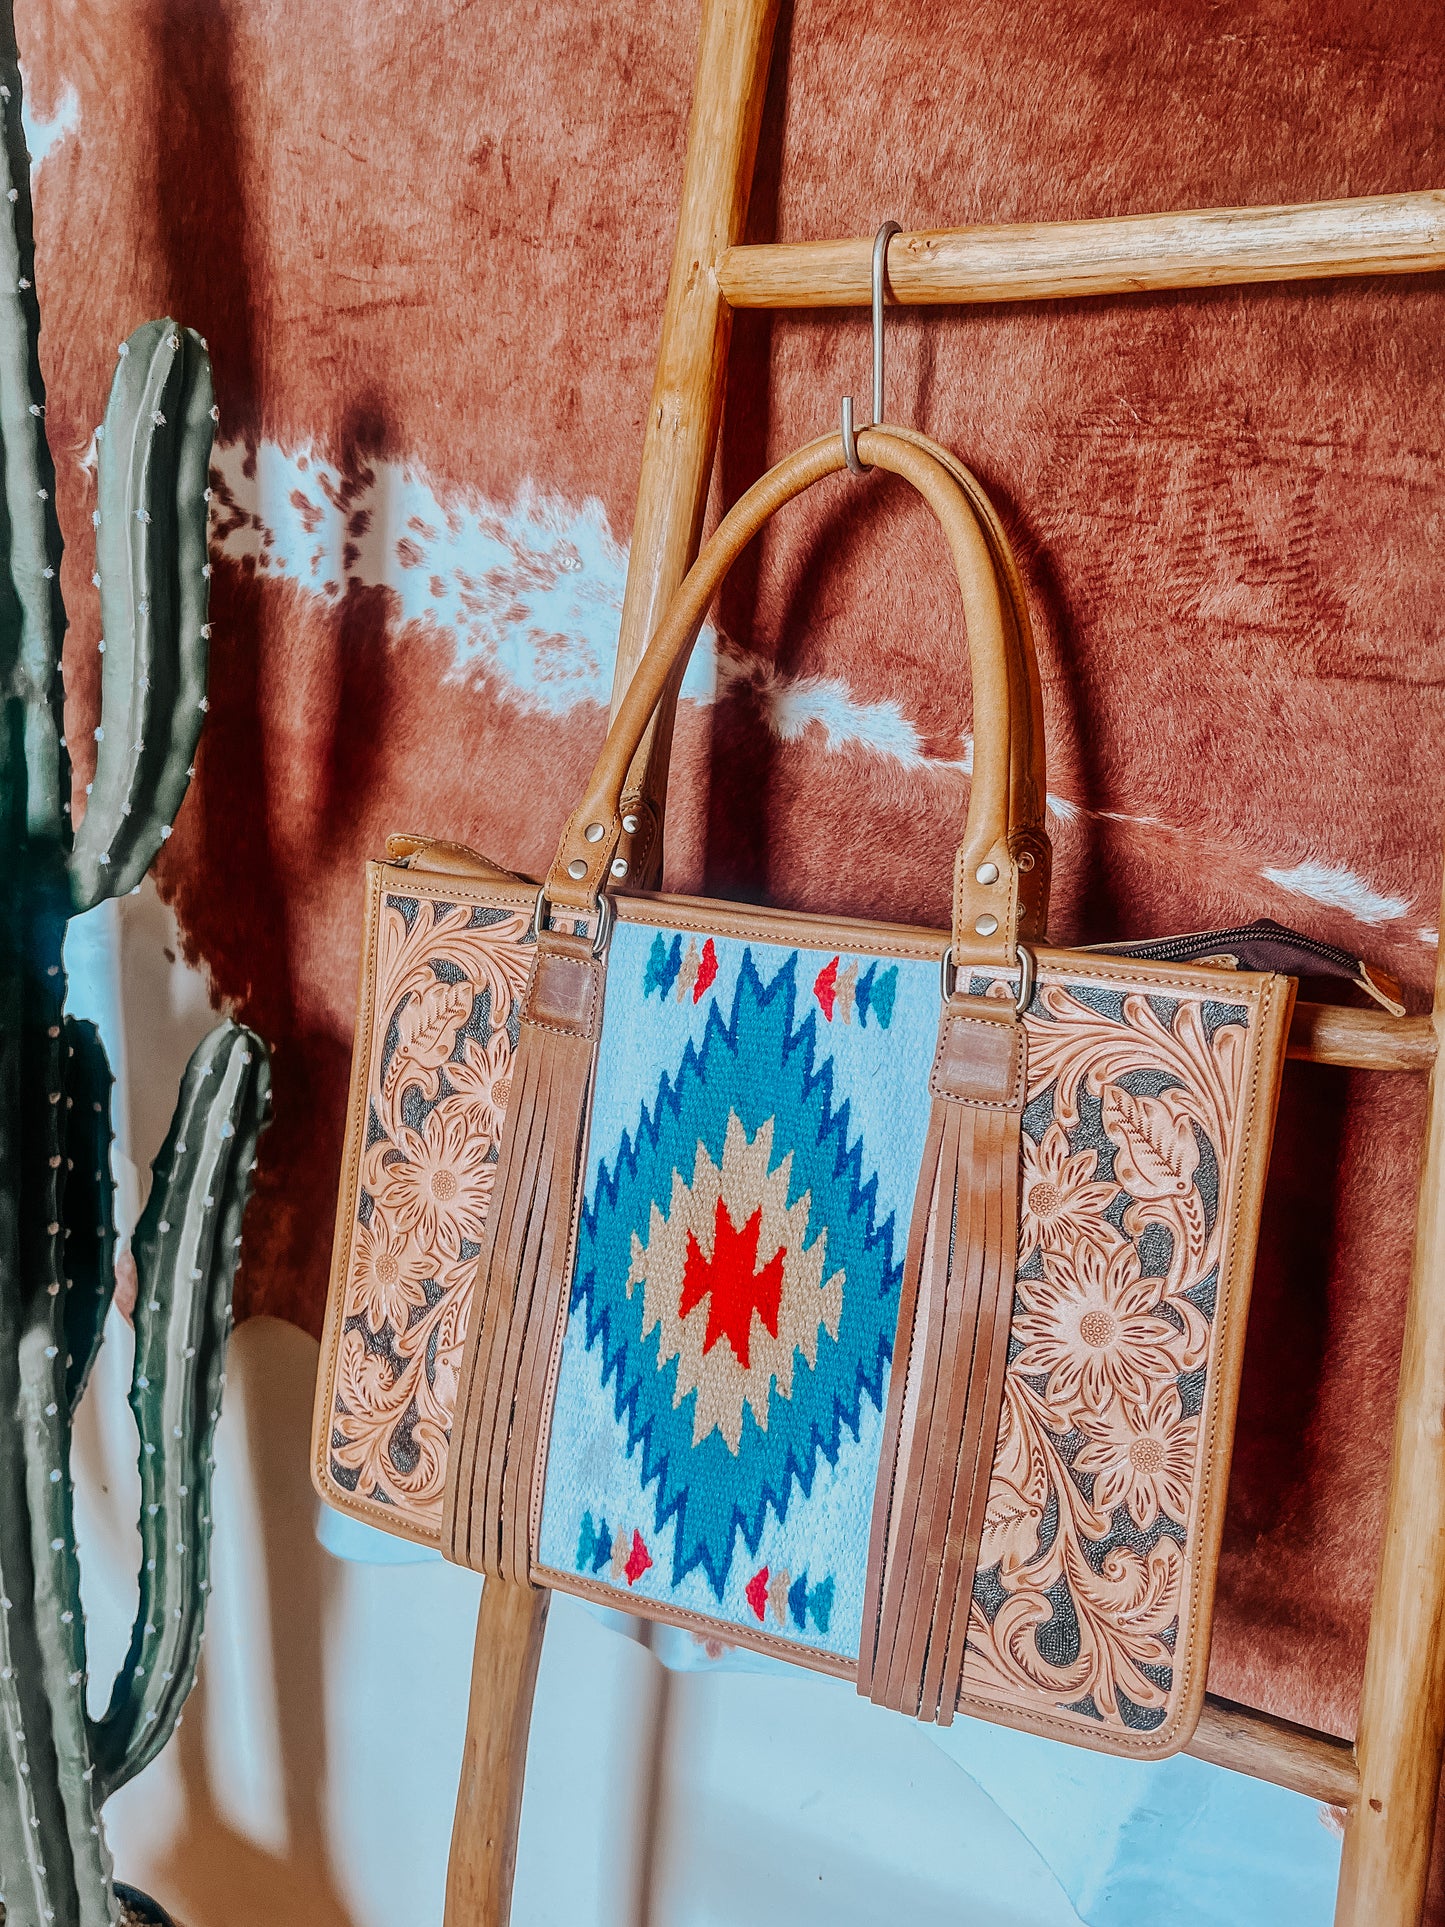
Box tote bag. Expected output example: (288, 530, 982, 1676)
(314, 428, 1292, 1754)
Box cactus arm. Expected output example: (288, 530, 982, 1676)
(0, 945, 73, 1927)
(2, 978, 113, 1927)
(61, 1018, 117, 1415)
(0, 2, 245, 1913)
(0, 20, 68, 850)
(0, 1406, 80, 1927)
(68, 323, 214, 912)
(90, 1021, 270, 1801)
(16, 1319, 114, 1927)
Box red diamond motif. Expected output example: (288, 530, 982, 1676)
(678, 1196, 785, 1370)
(624, 1530, 652, 1586)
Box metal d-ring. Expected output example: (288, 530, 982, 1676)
(533, 883, 614, 958)
(940, 942, 1037, 1016)
(841, 219, 902, 474)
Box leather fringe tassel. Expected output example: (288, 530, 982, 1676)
(442, 928, 605, 1582)
(859, 995, 1027, 1723)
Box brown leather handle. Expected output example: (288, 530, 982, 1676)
(546, 426, 1051, 967)
(615, 428, 1051, 927)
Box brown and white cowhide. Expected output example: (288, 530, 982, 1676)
(19, 0, 1445, 1890)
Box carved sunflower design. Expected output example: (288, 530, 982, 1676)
(447, 1026, 515, 1140)
(373, 1102, 495, 1257)
(1073, 1382, 1196, 1531)
(349, 1214, 429, 1335)
(1018, 1119, 1121, 1259)
(1012, 1227, 1185, 1422)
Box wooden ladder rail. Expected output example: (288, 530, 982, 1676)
(443, 2, 1445, 1920)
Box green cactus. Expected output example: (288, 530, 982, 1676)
(0, 9, 271, 1925)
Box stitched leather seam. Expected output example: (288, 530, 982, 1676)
(522, 1016, 595, 1039)
(356, 867, 1274, 1008)
(927, 1013, 1026, 1108)
(376, 869, 536, 911)
(609, 898, 1273, 1001)
(521, 995, 599, 1042)
(313, 864, 382, 1509)
(527, 1042, 604, 1565)
(313, 865, 448, 1535)
(534, 1563, 851, 1672)
(1003, 853, 1021, 955)
(1163, 976, 1271, 1738)
(312, 1475, 443, 1547)
(1145, 969, 1288, 1750)
(620, 795, 660, 888)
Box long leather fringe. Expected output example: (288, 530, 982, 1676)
(859, 996, 1026, 1723)
(443, 930, 604, 1580)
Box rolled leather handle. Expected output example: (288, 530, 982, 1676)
(545, 426, 1051, 967)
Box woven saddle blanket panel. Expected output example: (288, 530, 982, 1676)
(536, 915, 1267, 1746)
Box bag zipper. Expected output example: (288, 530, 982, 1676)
(1084, 917, 1405, 1015)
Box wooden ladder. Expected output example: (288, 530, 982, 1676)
(442, 5, 1445, 1922)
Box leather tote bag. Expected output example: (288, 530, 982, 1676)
(312, 427, 1293, 1756)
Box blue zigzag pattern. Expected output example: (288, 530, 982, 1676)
(572, 947, 902, 1598)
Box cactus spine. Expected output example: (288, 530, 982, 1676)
(0, 7, 271, 1925)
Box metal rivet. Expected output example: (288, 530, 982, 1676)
(583, 822, 605, 843)
(566, 858, 588, 880)
(975, 862, 999, 886)
(1018, 851, 1036, 872)
(621, 813, 639, 836)
(975, 914, 1000, 937)
(610, 858, 628, 880)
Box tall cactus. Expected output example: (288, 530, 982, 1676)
(0, 10, 271, 1927)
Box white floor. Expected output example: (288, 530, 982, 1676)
(73, 1313, 1082, 1927)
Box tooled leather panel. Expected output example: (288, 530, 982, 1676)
(954, 972, 1265, 1744)
(324, 874, 534, 1529)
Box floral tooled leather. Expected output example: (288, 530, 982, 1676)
(326, 879, 532, 1524)
(957, 979, 1261, 1741)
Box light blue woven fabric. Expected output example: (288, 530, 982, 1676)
(537, 920, 933, 1655)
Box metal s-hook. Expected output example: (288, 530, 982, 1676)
(841, 220, 902, 474)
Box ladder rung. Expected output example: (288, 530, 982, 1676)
(1289, 1002, 1435, 1072)
(1189, 1693, 1358, 1808)
(717, 191, 1445, 308)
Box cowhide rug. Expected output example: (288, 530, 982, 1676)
(21, 0, 1445, 1902)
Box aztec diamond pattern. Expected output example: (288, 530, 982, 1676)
(558, 942, 903, 1606)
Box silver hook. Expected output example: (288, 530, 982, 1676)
(841, 220, 902, 474)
